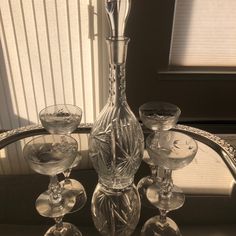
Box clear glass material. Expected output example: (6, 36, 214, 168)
(147, 131, 197, 170)
(39, 104, 87, 213)
(91, 183, 140, 236)
(44, 218, 82, 236)
(142, 131, 198, 236)
(39, 104, 82, 135)
(137, 165, 165, 208)
(146, 131, 198, 211)
(105, 0, 131, 38)
(139, 101, 181, 132)
(89, 38, 144, 189)
(141, 214, 182, 236)
(23, 135, 78, 218)
(90, 2, 143, 235)
(137, 101, 181, 208)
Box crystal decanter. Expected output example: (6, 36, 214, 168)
(89, 37, 144, 189)
(89, 1, 143, 235)
(89, 0, 144, 190)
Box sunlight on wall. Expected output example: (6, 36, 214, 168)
(0, 0, 107, 130)
(0, 0, 108, 175)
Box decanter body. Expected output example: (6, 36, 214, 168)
(89, 38, 144, 189)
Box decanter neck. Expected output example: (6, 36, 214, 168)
(106, 37, 129, 105)
(108, 64, 126, 105)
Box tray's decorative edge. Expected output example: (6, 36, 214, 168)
(1, 123, 236, 168)
(0, 124, 43, 141)
(176, 124, 236, 164)
(0, 123, 93, 149)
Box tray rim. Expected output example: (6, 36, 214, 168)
(174, 124, 236, 180)
(0, 123, 236, 179)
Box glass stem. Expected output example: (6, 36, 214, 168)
(54, 216, 63, 231)
(153, 131, 160, 142)
(161, 169, 173, 199)
(150, 165, 157, 178)
(159, 209, 168, 224)
(63, 168, 72, 184)
(49, 175, 62, 205)
(150, 165, 165, 183)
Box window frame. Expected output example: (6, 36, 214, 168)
(126, 0, 236, 122)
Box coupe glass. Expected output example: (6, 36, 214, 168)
(39, 104, 82, 135)
(23, 134, 77, 217)
(39, 104, 87, 212)
(141, 131, 198, 236)
(137, 101, 181, 207)
(23, 134, 82, 235)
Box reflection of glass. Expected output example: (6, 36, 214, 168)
(91, 183, 140, 236)
(141, 131, 198, 236)
(137, 102, 181, 207)
(141, 214, 181, 236)
(39, 104, 87, 212)
(61, 153, 87, 213)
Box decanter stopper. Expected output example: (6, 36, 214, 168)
(105, 0, 131, 38)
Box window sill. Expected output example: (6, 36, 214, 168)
(157, 67, 236, 80)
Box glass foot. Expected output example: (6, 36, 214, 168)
(36, 189, 76, 218)
(44, 222, 82, 236)
(141, 216, 182, 236)
(147, 184, 185, 211)
(61, 179, 87, 213)
(137, 176, 161, 209)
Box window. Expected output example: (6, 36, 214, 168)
(170, 0, 236, 68)
(126, 0, 236, 122)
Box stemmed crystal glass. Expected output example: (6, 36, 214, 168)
(137, 101, 181, 207)
(23, 134, 81, 235)
(39, 104, 87, 212)
(141, 131, 198, 236)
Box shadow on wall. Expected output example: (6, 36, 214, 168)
(0, 40, 35, 131)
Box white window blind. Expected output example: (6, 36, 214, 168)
(0, 0, 107, 130)
(169, 0, 236, 67)
(0, 0, 107, 174)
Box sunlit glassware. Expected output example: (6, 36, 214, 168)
(23, 134, 82, 236)
(39, 104, 82, 135)
(89, 0, 144, 190)
(89, 1, 143, 235)
(137, 101, 181, 208)
(39, 104, 87, 213)
(141, 131, 198, 236)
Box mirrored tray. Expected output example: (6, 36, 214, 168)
(0, 123, 236, 195)
(1, 123, 236, 235)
